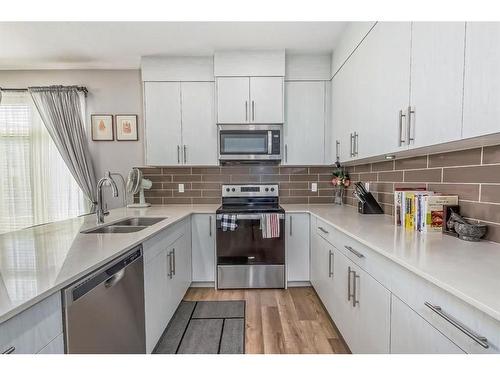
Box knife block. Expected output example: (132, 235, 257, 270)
(357, 192, 384, 214)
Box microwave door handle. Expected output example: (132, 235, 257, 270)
(268, 131, 272, 155)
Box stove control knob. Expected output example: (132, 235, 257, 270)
(265, 188, 269, 192)
(226, 188, 230, 192)
(231, 188, 236, 192)
(270, 187, 275, 192)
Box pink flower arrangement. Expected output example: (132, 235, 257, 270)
(331, 170, 350, 188)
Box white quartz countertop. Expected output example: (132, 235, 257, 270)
(283, 204, 500, 322)
(1, 203, 500, 325)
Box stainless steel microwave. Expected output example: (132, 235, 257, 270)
(218, 124, 282, 163)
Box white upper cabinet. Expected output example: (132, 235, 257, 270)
(409, 22, 466, 148)
(216, 77, 250, 124)
(250, 77, 284, 124)
(463, 22, 500, 139)
(144, 82, 182, 166)
(181, 82, 217, 165)
(284, 81, 325, 164)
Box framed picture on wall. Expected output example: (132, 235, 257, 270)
(91, 114, 114, 141)
(115, 114, 138, 141)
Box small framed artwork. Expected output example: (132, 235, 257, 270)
(91, 114, 114, 141)
(115, 115, 138, 141)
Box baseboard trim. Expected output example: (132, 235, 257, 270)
(190, 281, 215, 288)
(287, 281, 312, 287)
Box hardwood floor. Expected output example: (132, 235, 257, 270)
(183, 287, 350, 354)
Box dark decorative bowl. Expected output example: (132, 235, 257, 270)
(454, 222, 487, 242)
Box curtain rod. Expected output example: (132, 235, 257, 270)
(0, 86, 88, 96)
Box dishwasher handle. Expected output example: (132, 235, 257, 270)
(104, 269, 126, 288)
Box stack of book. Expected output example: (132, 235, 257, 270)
(394, 189, 459, 232)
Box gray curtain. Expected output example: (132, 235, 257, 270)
(28, 86, 98, 211)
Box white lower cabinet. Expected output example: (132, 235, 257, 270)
(38, 334, 65, 354)
(191, 214, 215, 282)
(286, 213, 310, 282)
(390, 295, 464, 354)
(0, 292, 63, 354)
(143, 218, 192, 353)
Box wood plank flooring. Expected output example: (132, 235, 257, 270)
(183, 287, 350, 354)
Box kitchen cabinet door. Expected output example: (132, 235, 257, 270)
(144, 82, 182, 165)
(463, 23, 500, 138)
(390, 295, 464, 354)
(284, 81, 325, 165)
(286, 213, 310, 282)
(250, 77, 284, 124)
(310, 217, 326, 296)
(191, 214, 215, 282)
(181, 82, 217, 165)
(409, 22, 465, 148)
(331, 66, 354, 163)
(217, 77, 249, 124)
(169, 230, 192, 315)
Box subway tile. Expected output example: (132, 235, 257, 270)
(376, 192, 394, 205)
(359, 172, 378, 182)
(429, 148, 481, 168)
(290, 174, 319, 182)
(345, 166, 356, 173)
(163, 182, 191, 190)
(164, 197, 191, 204)
(380, 203, 394, 216)
(428, 183, 480, 201)
(317, 181, 335, 189)
(147, 175, 172, 183)
(150, 182, 162, 190)
(378, 171, 404, 182)
(162, 167, 192, 174)
(481, 221, 500, 243)
(202, 190, 222, 197)
(138, 197, 162, 205)
(395, 156, 427, 170)
(290, 189, 318, 197)
(394, 182, 427, 190)
(173, 174, 202, 182)
(201, 174, 230, 182)
(404, 168, 441, 183)
(191, 167, 221, 175)
(140, 167, 162, 175)
(220, 166, 250, 175)
(279, 167, 308, 175)
(192, 197, 221, 204)
(369, 182, 394, 193)
(191, 182, 220, 190)
(279, 182, 309, 190)
(480, 185, 500, 204)
(317, 174, 333, 181)
(145, 189, 172, 198)
(349, 173, 360, 182)
(459, 201, 500, 224)
(279, 189, 290, 197)
(230, 175, 261, 183)
(280, 197, 308, 204)
(343, 196, 355, 206)
(354, 164, 371, 173)
(261, 174, 290, 182)
(372, 161, 394, 172)
(309, 196, 336, 204)
(249, 166, 279, 174)
(173, 190, 202, 197)
(443, 165, 500, 183)
(318, 189, 335, 197)
(308, 167, 333, 174)
(483, 145, 500, 164)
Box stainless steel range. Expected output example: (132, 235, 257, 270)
(216, 184, 285, 289)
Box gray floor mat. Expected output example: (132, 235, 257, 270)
(177, 319, 224, 354)
(192, 301, 245, 319)
(219, 318, 245, 354)
(154, 301, 196, 354)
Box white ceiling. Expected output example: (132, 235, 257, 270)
(0, 22, 347, 70)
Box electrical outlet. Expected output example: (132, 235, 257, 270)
(311, 182, 318, 192)
(178, 183, 185, 193)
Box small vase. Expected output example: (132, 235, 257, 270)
(334, 187, 345, 205)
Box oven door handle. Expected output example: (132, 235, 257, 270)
(217, 214, 284, 220)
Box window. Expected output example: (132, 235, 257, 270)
(0, 91, 88, 233)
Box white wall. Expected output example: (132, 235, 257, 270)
(0, 69, 144, 208)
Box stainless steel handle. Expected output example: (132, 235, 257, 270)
(104, 269, 125, 288)
(318, 226, 329, 234)
(267, 131, 272, 155)
(328, 250, 334, 278)
(217, 213, 284, 220)
(398, 110, 406, 146)
(347, 266, 352, 301)
(177, 145, 180, 164)
(344, 245, 365, 259)
(407, 106, 415, 144)
(424, 302, 489, 349)
(252, 100, 255, 121)
(336, 140, 340, 160)
(2, 346, 15, 354)
(353, 272, 360, 307)
(172, 248, 176, 276)
(184, 145, 187, 164)
(167, 251, 173, 279)
(245, 101, 248, 122)
(354, 132, 359, 156)
(349, 133, 353, 157)
(209, 216, 212, 237)
(285, 144, 288, 163)
(289, 216, 293, 236)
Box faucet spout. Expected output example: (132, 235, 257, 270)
(96, 171, 119, 225)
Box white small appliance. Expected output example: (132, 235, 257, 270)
(126, 168, 152, 208)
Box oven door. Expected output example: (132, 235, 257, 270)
(218, 125, 281, 161)
(216, 213, 285, 265)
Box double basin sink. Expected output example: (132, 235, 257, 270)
(82, 217, 167, 234)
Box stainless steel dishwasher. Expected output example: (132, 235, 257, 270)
(63, 246, 146, 353)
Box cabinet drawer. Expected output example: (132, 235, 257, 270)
(390, 264, 500, 353)
(0, 293, 63, 354)
(315, 218, 336, 244)
(143, 220, 185, 263)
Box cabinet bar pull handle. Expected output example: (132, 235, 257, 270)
(209, 216, 212, 237)
(289, 216, 293, 236)
(347, 266, 352, 301)
(398, 110, 406, 146)
(177, 145, 180, 164)
(2, 346, 15, 354)
(354, 132, 359, 156)
(344, 245, 365, 258)
(245, 101, 248, 122)
(172, 248, 176, 276)
(336, 140, 340, 160)
(167, 251, 173, 279)
(183, 145, 187, 164)
(252, 100, 255, 121)
(424, 302, 489, 349)
(349, 133, 353, 157)
(328, 250, 334, 278)
(318, 226, 329, 234)
(407, 106, 415, 144)
(353, 272, 360, 307)
(285, 144, 288, 163)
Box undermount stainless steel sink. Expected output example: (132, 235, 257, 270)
(81, 217, 168, 234)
